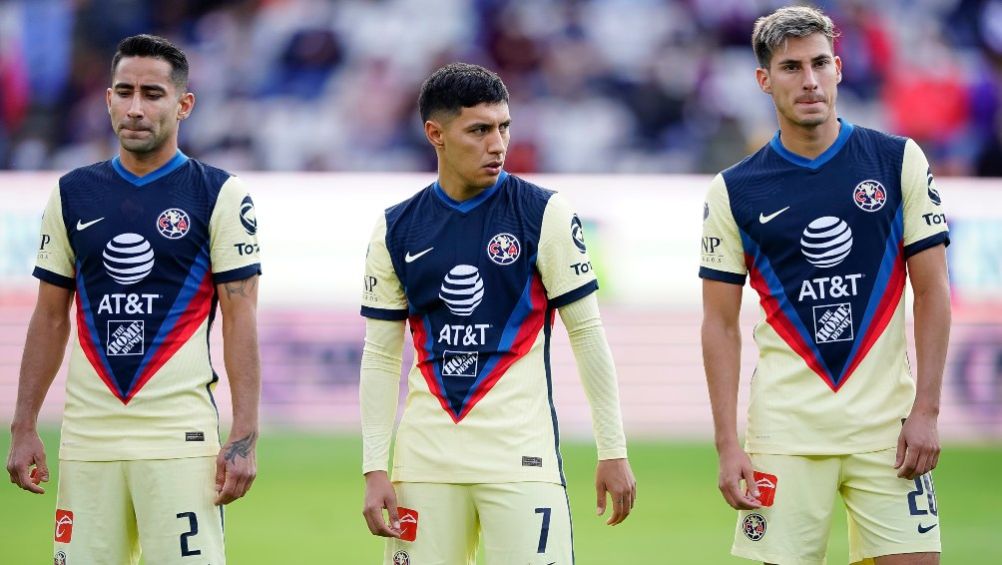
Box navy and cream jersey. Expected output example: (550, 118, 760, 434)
(33, 151, 261, 461)
(361, 172, 598, 484)
(700, 121, 950, 455)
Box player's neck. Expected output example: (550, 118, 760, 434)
(117, 140, 180, 177)
(437, 170, 491, 202)
(776, 115, 841, 160)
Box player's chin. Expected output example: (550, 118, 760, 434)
(118, 136, 160, 154)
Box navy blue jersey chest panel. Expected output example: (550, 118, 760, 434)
(60, 159, 230, 400)
(724, 126, 908, 388)
(384, 175, 553, 419)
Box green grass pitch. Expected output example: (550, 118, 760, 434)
(1, 430, 996, 563)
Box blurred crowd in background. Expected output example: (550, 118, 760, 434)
(1, 0, 1001, 175)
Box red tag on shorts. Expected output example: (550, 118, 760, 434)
(54, 509, 74, 543)
(751, 471, 778, 507)
(398, 507, 418, 542)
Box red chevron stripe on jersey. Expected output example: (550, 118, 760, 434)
(456, 273, 548, 422)
(410, 273, 549, 424)
(74, 292, 120, 402)
(839, 251, 906, 385)
(410, 316, 450, 419)
(747, 261, 833, 389)
(124, 271, 214, 403)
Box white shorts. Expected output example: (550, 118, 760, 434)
(385, 481, 573, 565)
(54, 457, 224, 565)
(732, 449, 941, 565)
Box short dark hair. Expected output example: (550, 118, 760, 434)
(111, 34, 189, 90)
(418, 63, 508, 122)
(752, 6, 839, 68)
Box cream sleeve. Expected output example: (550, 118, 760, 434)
(558, 293, 627, 460)
(359, 317, 406, 474)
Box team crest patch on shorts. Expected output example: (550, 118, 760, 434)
(54, 550, 67, 565)
(392, 550, 410, 565)
(742, 513, 767, 541)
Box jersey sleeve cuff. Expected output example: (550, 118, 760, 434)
(32, 267, 75, 289)
(361, 305, 409, 321)
(213, 264, 262, 284)
(904, 231, 950, 258)
(699, 267, 746, 285)
(597, 447, 628, 460)
(549, 279, 599, 309)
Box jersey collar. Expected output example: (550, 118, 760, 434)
(433, 171, 508, 213)
(769, 118, 854, 170)
(111, 150, 189, 187)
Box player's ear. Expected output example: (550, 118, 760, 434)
(177, 91, 195, 121)
(834, 55, 843, 84)
(106, 88, 113, 113)
(756, 67, 772, 94)
(425, 120, 445, 149)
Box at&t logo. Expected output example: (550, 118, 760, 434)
(103, 234, 155, 285)
(801, 217, 852, 268)
(439, 265, 484, 316)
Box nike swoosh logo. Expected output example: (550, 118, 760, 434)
(759, 206, 790, 224)
(404, 247, 433, 263)
(76, 217, 105, 231)
(917, 523, 938, 534)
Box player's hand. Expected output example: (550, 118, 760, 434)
(214, 431, 257, 505)
(717, 444, 762, 510)
(895, 412, 940, 480)
(595, 458, 636, 525)
(6, 426, 49, 494)
(362, 470, 401, 538)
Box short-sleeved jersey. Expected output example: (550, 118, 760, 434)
(34, 152, 262, 461)
(361, 172, 598, 484)
(699, 121, 949, 455)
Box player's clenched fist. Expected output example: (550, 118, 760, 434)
(6, 428, 49, 494)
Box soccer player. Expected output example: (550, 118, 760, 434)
(701, 6, 950, 564)
(5, 35, 261, 564)
(359, 63, 636, 564)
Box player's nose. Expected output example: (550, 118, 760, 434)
(127, 93, 144, 117)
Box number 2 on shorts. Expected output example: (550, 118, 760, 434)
(176, 512, 202, 557)
(534, 507, 551, 553)
(906, 474, 938, 516)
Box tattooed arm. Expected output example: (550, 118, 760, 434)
(215, 275, 261, 505)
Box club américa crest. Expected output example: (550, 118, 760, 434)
(157, 208, 191, 239)
(392, 550, 410, 565)
(486, 232, 520, 265)
(742, 513, 767, 541)
(852, 179, 886, 212)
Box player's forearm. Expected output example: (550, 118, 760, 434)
(558, 295, 627, 460)
(221, 306, 261, 437)
(702, 318, 742, 451)
(360, 319, 405, 474)
(11, 304, 72, 432)
(911, 282, 950, 418)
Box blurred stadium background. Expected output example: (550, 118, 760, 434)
(1, 0, 1001, 563)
